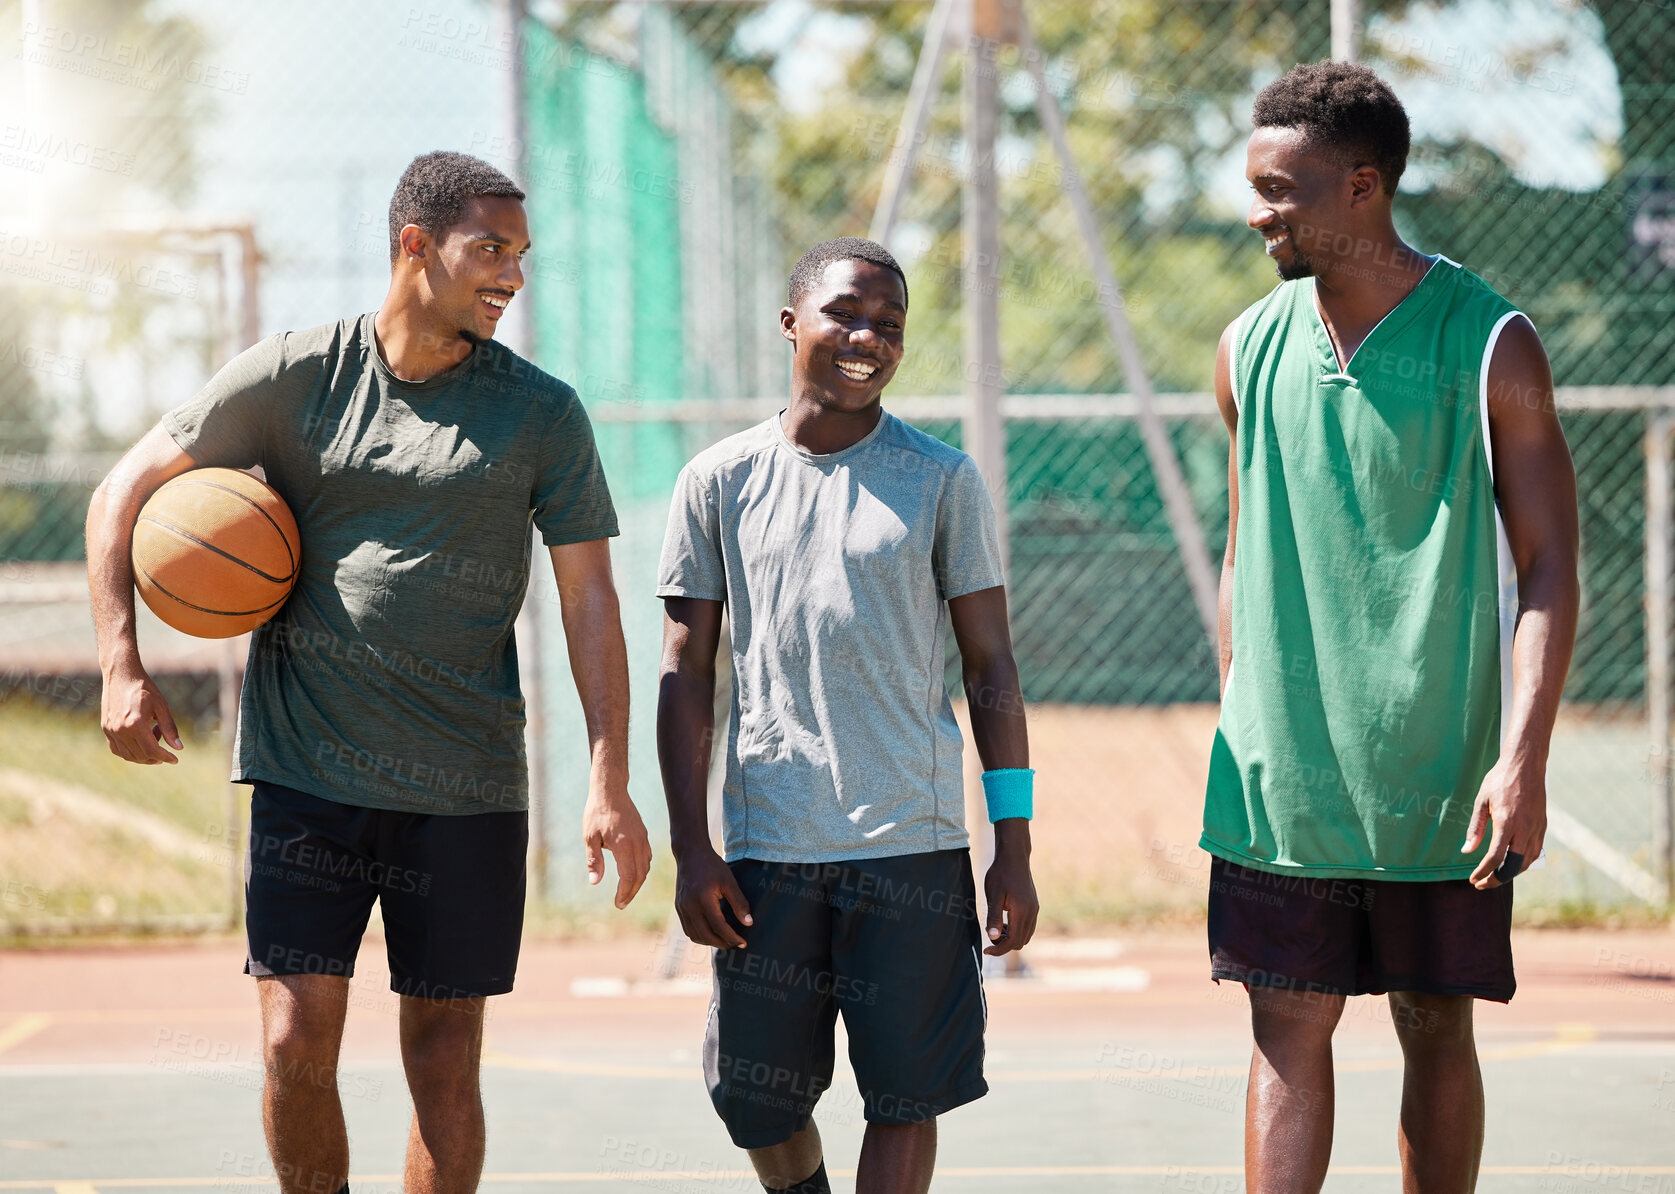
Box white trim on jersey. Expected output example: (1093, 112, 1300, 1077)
(1228, 311, 1245, 416)
(1478, 308, 1529, 748)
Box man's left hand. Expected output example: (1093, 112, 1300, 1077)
(983, 820, 1039, 956)
(582, 780, 652, 909)
(1463, 756, 1547, 890)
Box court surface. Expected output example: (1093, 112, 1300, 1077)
(2, 927, 1673, 1193)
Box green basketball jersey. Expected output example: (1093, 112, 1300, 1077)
(1202, 257, 1525, 880)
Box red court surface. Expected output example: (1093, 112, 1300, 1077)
(2, 928, 1673, 1191)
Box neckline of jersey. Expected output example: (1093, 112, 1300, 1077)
(1309, 254, 1450, 380)
(773, 406, 893, 463)
(364, 312, 483, 391)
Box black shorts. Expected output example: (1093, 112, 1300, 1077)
(1207, 855, 1516, 1001)
(244, 780, 527, 999)
(703, 849, 989, 1149)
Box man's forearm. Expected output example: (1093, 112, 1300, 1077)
(964, 654, 1032, 864)
(86, 479, 145, 677)
(562, 587, 631, 783)
(963, 655, 1028, 772)
(1503, 558, 1580, 768)
(657, 670, 715, 858)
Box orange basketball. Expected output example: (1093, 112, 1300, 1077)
(131, 468, 301, 638)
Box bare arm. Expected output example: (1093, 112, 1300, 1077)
(657, 596, 751, 948)
(948, 585, 1037, 955)
(1214, 321, 1240, 695)
(549, 538, 650, 907)
(86, 423, 198, 764)
(1463, 316, 1581, 887)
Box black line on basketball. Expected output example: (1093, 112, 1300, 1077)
(138, 513, 295, 585)
(171, 476, 298, 577)
(140, 567, 291, 618)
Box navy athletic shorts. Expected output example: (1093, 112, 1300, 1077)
(1207, 855, 1516, 1001)
(703, 849, 989, 1149)
(243, 779, 527, 999)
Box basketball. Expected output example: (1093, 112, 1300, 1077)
(130, 467, 301, 639)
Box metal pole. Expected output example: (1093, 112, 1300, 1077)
(497, 0, 534, 361)
(21, 0, 46, 230)
(228, 229, 262, 931)
(219, 636, 241, 929)
(1015, 12, 1220, 652)
(1331, 0, 1362, 63)
(963, 0, 1008, 576)
(869, 0, 955, 248)
(964, 0, 1020, 974)
(339, 166, 360, 316)
(1647, 413, 1674, 909)
(237, 226, 262, 350)
(498, 0, 549, 902)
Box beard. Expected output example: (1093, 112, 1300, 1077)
(1274, 245, 1319, 281)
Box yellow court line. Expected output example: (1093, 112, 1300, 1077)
(0, 1008, 249, 1027)
(0, 1014, 54, 1056)
(7, 1165, 1675, 1188)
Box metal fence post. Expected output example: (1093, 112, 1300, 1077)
(1331, 0, 1362, 63)
(1646, 412, 1674, 909)
(963, 0, 1009, 576)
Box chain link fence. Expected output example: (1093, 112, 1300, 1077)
(2, 0, 1672, 931)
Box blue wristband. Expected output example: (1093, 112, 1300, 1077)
(981, 768, 1034, 823)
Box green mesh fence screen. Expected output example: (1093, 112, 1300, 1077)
(4, 0, 1674, 920)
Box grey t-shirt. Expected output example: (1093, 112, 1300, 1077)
(657, 411, 1005, 863)
(163, 313, 617, 815)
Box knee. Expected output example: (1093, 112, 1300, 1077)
(1250, 989, 1344, 1051)
(401, 1006, 483, 1096)
(261, 1018, 339, 1093)
(869, 1117, 937, 1137)
(1389, 992, 1474, 1053)
(257, 976, 346, 1072)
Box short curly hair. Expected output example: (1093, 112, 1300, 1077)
(1253, 62, 1410, 196)
(788, 237, 908, 310)
(388, 151, 525, 263)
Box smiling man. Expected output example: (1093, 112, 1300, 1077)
(1203, 65, 1579, 1191)
(86, 151, 652, 1194)
(656, 237, 1037, 1194)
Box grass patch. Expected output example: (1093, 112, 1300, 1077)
(0, 697, 237, 839)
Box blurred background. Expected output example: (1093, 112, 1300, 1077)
(1, 0, 1669, 938)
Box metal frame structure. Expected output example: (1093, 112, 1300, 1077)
(0, 218, 260, 934)
(867, 0, 1221, 649)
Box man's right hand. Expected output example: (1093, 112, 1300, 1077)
(102, 665, 183, 765)
(673, 847, 753, 949)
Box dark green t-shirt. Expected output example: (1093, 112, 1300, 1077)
(162, 313, 618, 815)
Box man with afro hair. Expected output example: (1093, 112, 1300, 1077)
(1201, 62, 1579, 1190)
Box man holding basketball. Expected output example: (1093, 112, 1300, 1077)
(657, 237, 1037, 1194)
(1204, 64, 1579, 1190)
(87, 151, 652, 1194)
